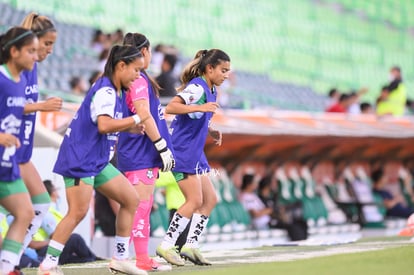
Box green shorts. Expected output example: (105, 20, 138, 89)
(64, 163, 121, 188)
(172, 172, 189, 182)
(0, 178, 28, 199)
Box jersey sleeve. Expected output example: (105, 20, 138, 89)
(178, 83, 205, 105)
(92, 87, 117, 118)
(129, 76, 149, 101)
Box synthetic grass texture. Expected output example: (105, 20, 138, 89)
(23, 245, 414, 275)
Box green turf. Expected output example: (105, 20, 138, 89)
(23, 244, 414, 275)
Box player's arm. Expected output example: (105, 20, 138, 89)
(165, 84, 219, 115)
(97, 115, 144, 134)
(24, 97, 63, 114)
(132, 97, 175, 171)
(133, 99, 159, 140)
(92, 87, 148, 134)
(129, 78, 161, 141)
(166, 97, 219, 115)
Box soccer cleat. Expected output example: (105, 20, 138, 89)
(180, 247, 212, 266)
(398, 227, 414, 237)
(135, 256, 172, 271)
(155, 245, 185, 266)
(109, 258, 148, 275)
(37, 265, 64, 275)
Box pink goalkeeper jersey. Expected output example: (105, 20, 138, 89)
(126, 75, 148, 113)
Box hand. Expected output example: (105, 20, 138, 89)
(200, 102, 220, 113)
(154, 138, 175, 172)
(43, 97, 63, 112)
(209, 128, 222, 146)
(0, 133, 20, 148)
(129, 123, 145, 134)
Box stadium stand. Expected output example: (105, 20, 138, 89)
(2, 0, 414, 108)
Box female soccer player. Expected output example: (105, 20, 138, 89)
(156, 49, 230, 266)
(37, 45, 149, 275)
(18, 12, 63, 256)
(117, 32, 175, 271)
(0, 26, 38, 275)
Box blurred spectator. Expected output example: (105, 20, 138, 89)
(90, 29, 109, 54)
(3, 180, 101, 268)
(69, 76, 88, 96)
(238, 174, 272, 230)
(258, 175, 307, 241)
(348, 88, 368, 114)
(97, 48, 110, 72)
(372, 168, 414, 218)
(111, 28, 124, 45)
(150, 44, 165, 76)
(406, 99, 414, 115)
(326, 88, 340, 109)
(156, 53, 178, 97)
(32, 180, 100, 264)
(376, 85, 391, 116)
(326, 93, 351, 113)
(257, 175, 278, 228)
(360, 102, 373, 114)
(377, 66, 406, 116)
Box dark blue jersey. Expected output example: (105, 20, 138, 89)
(53, 77, 124, 178)
(16, 63, 38, 163)
(117, 73, 173, 172)
(0, 67, 27, 181)
(170, 77, 216, 174)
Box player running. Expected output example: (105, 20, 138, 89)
(156, 49, 231, 266)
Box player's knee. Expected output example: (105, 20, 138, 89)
(18, 207, 35, 224)
(186, 198, 203, 211)
(121, 192, 140, 212)
(208, 193, 218, 208)
(68, 206, 89, 223)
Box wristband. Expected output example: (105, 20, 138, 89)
(132, 114, 141, 125)
(154, 137, 167, 152)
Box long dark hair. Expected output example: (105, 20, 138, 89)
(123, 32, 160, 96)
(178, 49, 230, 91)
(0, 27, 36, 64)
(103, 45, 142, 86)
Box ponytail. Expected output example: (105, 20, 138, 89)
(178, 49, 229, 91)
(123, 32, 161, 96)
(177, 50, 205, 91)
(21, 12, 56, 37)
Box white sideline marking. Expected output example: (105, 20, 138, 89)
(61, 240, 413, 269)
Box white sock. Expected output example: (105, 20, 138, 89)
(1, 250, 18, 273)
(160, 212, 190, 249)
(113, 236, 130, 260)
(185, 213, 209, 248)
(22, 203, 50, 251)
(41, 240, 64, 269)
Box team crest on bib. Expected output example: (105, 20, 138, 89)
(147, 169, 154, 179)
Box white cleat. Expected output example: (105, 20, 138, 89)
(109, 258, 148, 275)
